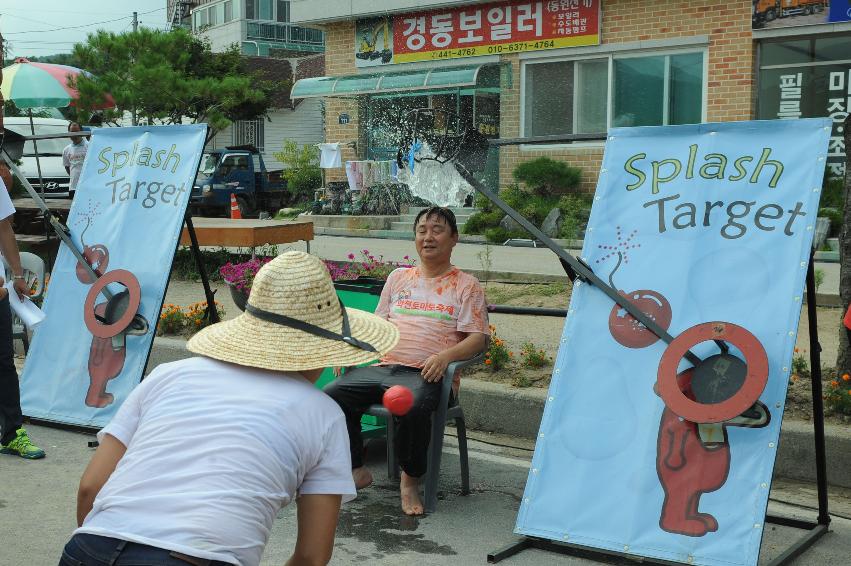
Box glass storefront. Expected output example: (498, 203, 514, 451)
(364, 65, 502, 185)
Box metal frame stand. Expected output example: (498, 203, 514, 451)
(422, 133, 833, 565)
(482, 237, 830, 565)
(182, 214, 220, 324)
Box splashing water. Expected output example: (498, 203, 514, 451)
(396, 142, 473, 207)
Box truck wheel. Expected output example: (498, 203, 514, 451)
(804, 5, 813, 15)
(236, 196, 254, 218)
(767, 7, 777, 21)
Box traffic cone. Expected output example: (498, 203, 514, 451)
(229, 193, 242, 220)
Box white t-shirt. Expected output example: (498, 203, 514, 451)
(62, 138, 88, 191)
(0, 177, 16, 221)
(318, 143, 342, 169)
(75, 357, 356, 566)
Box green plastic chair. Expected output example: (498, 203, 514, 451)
(318, 278, 387, 438)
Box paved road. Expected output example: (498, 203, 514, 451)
(4, 423, 851, 566)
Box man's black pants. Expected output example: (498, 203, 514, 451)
(323, 365, 442, 478)
(0, 297, 22, 445)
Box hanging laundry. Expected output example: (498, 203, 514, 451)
(318, 143, 342, 169)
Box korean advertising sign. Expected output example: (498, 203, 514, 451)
(758, 66, 850, 177)
(354, 0, 600, 68)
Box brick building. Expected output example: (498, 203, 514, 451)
(289, 0, 849, 193)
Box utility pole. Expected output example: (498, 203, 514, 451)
(131, 11, 138, 125)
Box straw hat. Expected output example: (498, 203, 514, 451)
(187, 251, 399, 371)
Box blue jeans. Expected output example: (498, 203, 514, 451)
(59, 533, 232, 566)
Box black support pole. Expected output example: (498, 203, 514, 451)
(805, 250, 831, 526)
(184, 215, 220, 324)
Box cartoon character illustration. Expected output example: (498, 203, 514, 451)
(656, 368, 770, 537)
(598, 227, 771, 537)
(74, 202, 148, 408)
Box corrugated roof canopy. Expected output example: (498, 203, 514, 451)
(291, 64, 487, 98)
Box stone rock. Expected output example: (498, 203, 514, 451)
(540, 208, 563, 237)
(499, 214, 523, 233)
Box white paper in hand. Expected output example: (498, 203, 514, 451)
(5, 281, 45, 330)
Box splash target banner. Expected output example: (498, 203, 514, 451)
(515, 119, 831, 566)
(21, 124, 206, 428)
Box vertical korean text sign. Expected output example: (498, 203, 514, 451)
(515, 119, 831, 566)
(354, 0, 600, 67)
(22, 125, 207, 428)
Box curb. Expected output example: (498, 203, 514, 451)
(146, 338, 851, 489)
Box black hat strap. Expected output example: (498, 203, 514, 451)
(245, 298, 378, 353)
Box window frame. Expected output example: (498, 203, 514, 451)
(520, 46, 708, 150)
(232, 119, 265, 153)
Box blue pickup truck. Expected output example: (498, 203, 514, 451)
(190, 146, 287, 217)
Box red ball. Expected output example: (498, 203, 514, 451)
(383, 385, 414, 416)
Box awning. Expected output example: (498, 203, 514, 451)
(291, 64, 490, 99)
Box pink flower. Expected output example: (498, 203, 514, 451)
(347, 253, 355, 260)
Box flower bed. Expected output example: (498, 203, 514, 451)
(157, 301, 225, 336)
(218, 250, 415, 307)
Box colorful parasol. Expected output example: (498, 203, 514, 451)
(1, 57, 113, 109)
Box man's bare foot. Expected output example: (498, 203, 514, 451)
(352, 466, 373, 490)
(400, 472, 424, 516)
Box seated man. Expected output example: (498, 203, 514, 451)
(324, 206, 489, 515)
(61, 252, 400, 566)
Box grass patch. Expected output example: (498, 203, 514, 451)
(485, 282, 571, 304)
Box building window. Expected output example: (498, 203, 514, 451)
(194, 8, 208, 29)
(524, 59, 607, 137)
(276, 0, 290, 23)
(224, 0, 232, 23)
(246, 0, 255, 19)
(233, 119, 265, 152)
(207, 5, 217, 26)
(260, 0, 273, 20)
(614, 52, 703, 127)
(523, 50, 705, 137)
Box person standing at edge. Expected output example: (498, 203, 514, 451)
(0, 176, 45, 460)
(62, 122, 88, 199)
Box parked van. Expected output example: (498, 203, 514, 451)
(3, 117, 71, 198)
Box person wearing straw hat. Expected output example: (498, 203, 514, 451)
(325, 206, 489, 516)
(60, 251, 399, 566)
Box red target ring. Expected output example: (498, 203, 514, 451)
(657, 322, 768, 423)
(84, 269, 142, 339)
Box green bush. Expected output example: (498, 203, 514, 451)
(473, 191, 492, 211)
(462, 211, 488, 234)
(820, 175, 845, 210)
(484, 226, 511, 243)
(512, 157, 581, 196)
(558, 194, 593, 239)
(819, 207, 843, 237)
(273, 140, 322, 204)
(484, 226, 525, 243)
(501, 183, 526, 210)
